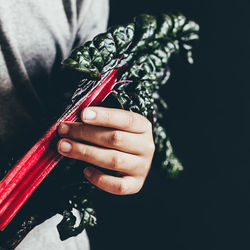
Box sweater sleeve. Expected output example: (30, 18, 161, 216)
(73, 0, 110, 49)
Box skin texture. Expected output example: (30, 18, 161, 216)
(57, 107, 155, 195)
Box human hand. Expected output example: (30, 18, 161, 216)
(57, 107, 155, 195)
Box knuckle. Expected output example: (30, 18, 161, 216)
(79, 145, 89, 159)
(117, 181, 129, 195)
(111, 153, 123, 170)
(94, 172, 104, 187)
(109, 131, 122, 147)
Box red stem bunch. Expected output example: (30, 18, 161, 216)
(0, 67, 122, 230)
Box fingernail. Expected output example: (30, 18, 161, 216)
(60, 141, 72, 153)
(82, 109, 96, 120)
(59, 123, 69, 135)
(84, 167, 93, 178)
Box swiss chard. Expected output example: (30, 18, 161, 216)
(0, 13, 199, 248)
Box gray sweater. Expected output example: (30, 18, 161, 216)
(0, 0, 109, 248)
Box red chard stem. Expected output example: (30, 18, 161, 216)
(0, 67, 122, 230)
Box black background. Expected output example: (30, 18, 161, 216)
(87, 1, 250, 250)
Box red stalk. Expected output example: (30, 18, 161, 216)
(0, 66, 122, 230)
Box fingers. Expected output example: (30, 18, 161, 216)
(81, 107, 152, 133)
(83, 167, 144, 195)
(58, 122, 152, 155)
(57, 107, 155, 195)
(57, 139, 148, 176)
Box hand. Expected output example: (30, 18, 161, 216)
(57, 107, 155, 195)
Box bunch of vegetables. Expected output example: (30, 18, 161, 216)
(0, 13, 199, 249)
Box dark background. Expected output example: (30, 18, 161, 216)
(88, 1, 250, 250)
